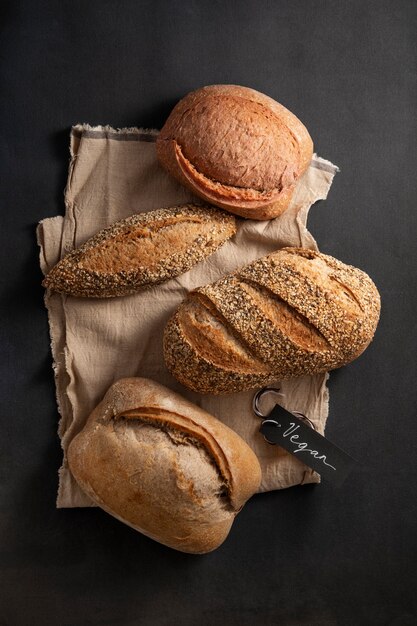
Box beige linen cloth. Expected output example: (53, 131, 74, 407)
(37, 124, 339, 508)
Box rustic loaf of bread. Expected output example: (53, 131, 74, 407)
(42, 203, 236, 297)
(67, 378, 261, 554)
(163, 247, 381, 394)
(156, 84, 313, 220)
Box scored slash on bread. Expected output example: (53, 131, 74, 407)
(163, 247, 381, 394)
(67, 377, 261, 554)
(42, 203, 236, 297)
(156, 84, 314, 220)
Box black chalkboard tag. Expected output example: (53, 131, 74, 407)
(260, 404, 356, 487)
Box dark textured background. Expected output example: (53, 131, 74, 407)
(1, 1, 416, 624)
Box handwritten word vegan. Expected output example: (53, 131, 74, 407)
(282, 423, 336, 471)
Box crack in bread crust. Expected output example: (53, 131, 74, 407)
(178, 293, 270, 374)
(156, 85, 313, 219)
(116, 409, 235, 513)
(163, 247, 381, 394)
(42, 203, 236, 297)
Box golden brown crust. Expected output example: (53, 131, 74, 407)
(156, 85, 313, 220)
(67, 378, 261, 553)
(42, 204, 236, 297)
(164, 309, 275, 395)
(163, 248, 381, 394)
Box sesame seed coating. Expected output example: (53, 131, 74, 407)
(163, 247, 381, 394)
(42, 204, 236, 298)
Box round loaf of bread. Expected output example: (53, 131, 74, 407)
(67, 378, 262, 553)
(156, 85, 313, 220)
(163, 247, 381, 394)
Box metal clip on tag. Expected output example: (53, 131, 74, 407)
(252, 386, 356, 487)
(252, 387, 316, 444)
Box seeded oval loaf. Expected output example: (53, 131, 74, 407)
(42, 203, 236, 297)
(156, 85, 313, 220)
(67, 377, 262, 554)
(163, 247, 381, 394)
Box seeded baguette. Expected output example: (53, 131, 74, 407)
(156, 84, 313, 220)
(67, 377, 262, 554)
(163, 247, 381, 394)
(42, 204, 236, 297)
